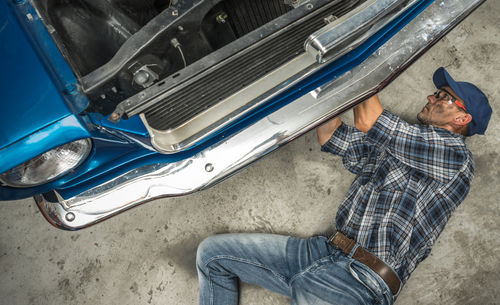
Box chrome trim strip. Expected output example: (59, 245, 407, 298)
(305, 0, 418, 63)
(35, 0, 484, 230)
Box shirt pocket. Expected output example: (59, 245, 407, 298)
(379, 158, 410, 192)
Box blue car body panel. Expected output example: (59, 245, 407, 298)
(91, 113, 150, 137)
(0, 0, 434, 202)
(0, 0, 73, 150)
(0, 1, 155, 200)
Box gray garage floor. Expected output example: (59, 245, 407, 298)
(1, 2, 500, 305)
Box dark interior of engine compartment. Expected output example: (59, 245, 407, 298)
(34, 0, 293, 79)
(35, 0, 166, 76)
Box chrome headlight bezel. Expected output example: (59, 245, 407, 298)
(0, 138, 92, 188)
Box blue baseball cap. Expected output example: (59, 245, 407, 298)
(433, 67, 492, 136)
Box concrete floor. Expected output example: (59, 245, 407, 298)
(1, 2, 499, 305)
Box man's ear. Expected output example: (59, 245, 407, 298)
(454, 113, 472, 126)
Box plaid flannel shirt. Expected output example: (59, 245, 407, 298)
(322, 109, 474, 284)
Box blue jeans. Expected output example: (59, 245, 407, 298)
(196, 233, 394, 305)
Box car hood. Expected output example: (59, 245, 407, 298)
(0, 1, 73, 150)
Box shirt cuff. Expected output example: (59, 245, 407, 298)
(365, 109, 398, 147)
(321, 122, 351, 156)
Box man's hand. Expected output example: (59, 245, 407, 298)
(353, 94, 383, 133)
(317, 116, 342, 146)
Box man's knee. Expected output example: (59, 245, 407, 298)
(196, 234, 228, 268)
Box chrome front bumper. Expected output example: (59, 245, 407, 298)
(35, 0, 484, 230)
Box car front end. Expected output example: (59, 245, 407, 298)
(0, 0, 485, 229)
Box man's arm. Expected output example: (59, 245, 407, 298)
(353, 94, 384, 133)
(316, 94, 386, 176)
(317, 116, 342, 146)
(317, 113, 374, 175)
(317, 94, 383, 146)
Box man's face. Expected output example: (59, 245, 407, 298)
(417, 86, 467, 127)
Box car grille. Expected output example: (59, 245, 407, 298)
(222, 0, 293, 37)
(144, 0, 362, 131)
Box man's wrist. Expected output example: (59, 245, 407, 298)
(317, 117, 342, 146)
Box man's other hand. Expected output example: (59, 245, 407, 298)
(317, 117, 342, 146)
(354, 94, 383, 133)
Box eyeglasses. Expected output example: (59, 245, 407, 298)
(433, 89, 467, 112)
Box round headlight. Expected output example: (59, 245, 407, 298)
(0, 139, 92, 188)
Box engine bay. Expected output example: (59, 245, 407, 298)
(32, 0, 309, 111)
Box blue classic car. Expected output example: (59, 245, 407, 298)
(0, 0, 484, 229)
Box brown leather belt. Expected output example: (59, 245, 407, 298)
(330, 232, 401, 296)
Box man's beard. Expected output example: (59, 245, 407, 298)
(417, 112, 431, 125)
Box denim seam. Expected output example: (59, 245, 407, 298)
(288, 255, 333, 286)
(203, 255, 289, 284)
(208, 270, 214, 305)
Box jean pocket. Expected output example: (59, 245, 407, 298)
(307, 257, 333, 274)
(348, 260, 385, 304)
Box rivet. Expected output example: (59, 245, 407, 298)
(64, 84, 77, 95)
(216, 12, 228, 24)
(205, 163, 214, 172)
(65, 212, 75, 222)
(110, 113, 120, 122)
